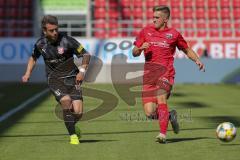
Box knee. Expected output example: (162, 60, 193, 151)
(157, 95, 167, 104)
(60, 95, 72, 108)
(144, 110, 153, 117)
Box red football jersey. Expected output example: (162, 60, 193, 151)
(134, 25, 189, 78)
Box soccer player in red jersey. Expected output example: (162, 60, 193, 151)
(132, 6, 205, 143)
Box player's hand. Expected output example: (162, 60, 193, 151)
(22, 74, 30, 83)
(76, 72, 84, 85)
(140, 42, 150, 50)
(196, 60, 205, 72)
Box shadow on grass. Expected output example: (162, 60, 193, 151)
(80, 139, 118, 143)
(0, 85, 50, 135)
(166, 137, 214, 143)
(0, 127, 217, 138)
(220, 143, 240, 146)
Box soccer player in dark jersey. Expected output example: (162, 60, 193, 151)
(132, 6, 205, 143)
(22, 15, 91, 145)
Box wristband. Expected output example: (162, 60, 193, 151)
(78, 67, 86, 74)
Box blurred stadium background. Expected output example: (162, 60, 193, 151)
(0, 0, 239, 83)
(0, 0, 240, 160)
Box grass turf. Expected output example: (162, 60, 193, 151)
(0, 84, 240, 160)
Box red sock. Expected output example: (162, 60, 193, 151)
(157, 104, 169, 135)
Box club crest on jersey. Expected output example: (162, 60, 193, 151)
(166, 33, 173, 39)
(57, 47, 64, 54)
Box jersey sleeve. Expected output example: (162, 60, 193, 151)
(176, 33, 189, 51)
(67, 36, 88, 58)
(31, 44, 41, 60)
(133, 29, 145, 48)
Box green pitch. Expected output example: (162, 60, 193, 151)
(0, 83, 240, 160)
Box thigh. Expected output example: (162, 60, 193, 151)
(142, 84, 158, 105)
(48, 77, 68, 102)
(143, 102, 156, 116)
(72, 100, 83, 114)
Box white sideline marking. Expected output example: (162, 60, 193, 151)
(0, 89, 49, 123)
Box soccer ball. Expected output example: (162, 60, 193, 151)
(216, 122, 237, 142)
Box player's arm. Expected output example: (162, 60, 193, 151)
(182, 47, 205, 72)
(22, 44, 40, 82)
(132, 42, 150, 57)
(68, 37, 91, 83)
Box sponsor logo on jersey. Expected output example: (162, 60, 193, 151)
(57, 47, 64, 54)
(166, 33, 173, 39)
(77, 45, 84, 54)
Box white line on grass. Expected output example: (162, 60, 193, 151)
(0, 89, 49, 123)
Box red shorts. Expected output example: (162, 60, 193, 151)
(142, 63, 174, 104)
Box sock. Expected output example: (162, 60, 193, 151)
(157, 103, 169, 135)
(63, 109, 76, 135)
(73, 114, 81, 125)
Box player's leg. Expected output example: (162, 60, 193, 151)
(155, 91, 169, 143)
(142, 84, 158, 119)
(59, 95, 79, 144)
(72, 100, 83, 139)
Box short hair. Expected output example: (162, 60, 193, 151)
(153, 6, 170, 19)
(41, 15, 58, 29)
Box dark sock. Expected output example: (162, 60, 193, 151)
(63, 109, 75, 135)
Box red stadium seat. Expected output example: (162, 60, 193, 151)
(23, 0, 32, 7)
(171, 18, 181, 29)
(0, 8, 4, 18)
(171, 7, 181, 19)
(133, 0, 143, 7)
(95, 0, 106, 7)
(131, 29, 141, 37)
(221, 8, 231, 19)
(235, 30, 240, 37)
(170, 0, 181, 8)
(22, 8, 32, 18)
(94, 30, 107, 38)
(109, 29, 119, 37)
(233, 0, 240, 8)
(146, 0, 156, 7)
(183, 0, 193, 8)
(220, 0, 230, 8)
(123, 7, 132, 19)
(8, 0, 18, 7)
(109, 0, 118, 7)
(209, 29, 220, 37)
(222, 30, 233, 37)
(133, 19, 143, 28)
(196, 30, 207, 37)
(109, 9, 119, 19)
(183, 8, 194, 19)
(184, 19, 194, 28)
(94, 19, 106, 29)
(121, 0, 131, 7)
(146, 8, 153, 18)
(109, 20, 119, 29)
(208, 0, 218, 8)
(133, 8, 143, 19)
(234, 19, 240, 28)
(94, 8, 106, 19)
(233, 8, 240, 19)
(8, 8, 18, 18)
(221, 20, 232, 29)
(158, 0, 169, 6)
(208, 8, 218, 19)
(196, 19, 207, 28)
(196, 8, 206, 19)
(209, 19, 219, 28)
(195, 0, 205, 8)
(184, 29, 195, 37)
